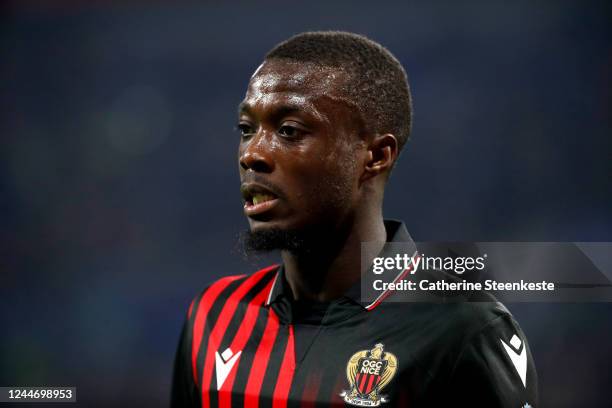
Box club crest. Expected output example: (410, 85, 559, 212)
(340, 343, 398, 406)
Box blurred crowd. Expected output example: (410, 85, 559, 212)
(1, 1, 611, 406)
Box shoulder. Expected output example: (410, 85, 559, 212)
(186, 264, 279, 321)
(410, 266, 521, 342)
(444, 301, 538, 405)
(388, 296, 519, 344)
(424, 292, 527, 355)
(381, 292, 529, 369)
(446, 297, 516, 339)
(432, 299, 537, 402)
(391, 299, 537, 404)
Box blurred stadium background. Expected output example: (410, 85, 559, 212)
(1, 1, 611, 406)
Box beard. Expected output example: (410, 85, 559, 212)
(240, 227, 316, 257)
(239, 213, 355, 262)
(239, 165, 357, 258)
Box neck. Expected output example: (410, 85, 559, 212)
(281, 206, 386, 302)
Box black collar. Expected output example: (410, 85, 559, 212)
(264, 220, 416, 323)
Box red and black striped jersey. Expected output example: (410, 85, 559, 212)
(171, 221, 538, 407)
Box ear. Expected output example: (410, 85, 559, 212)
(361, 133, 398, 182)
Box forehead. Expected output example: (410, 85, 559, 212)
(241, 60, 349, 112)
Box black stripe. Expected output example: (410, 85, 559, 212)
(184, 290, 205, 407)
(216, 270, 276, 365)
(229, 294, 276, 407)
(208, 271, 276, 407)
(259, 321, 290, 407)
(194, 276, 247, 391)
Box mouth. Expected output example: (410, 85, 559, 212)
(241, 183, 281, 217)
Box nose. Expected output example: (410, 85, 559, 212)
(239, 133, 275, 173)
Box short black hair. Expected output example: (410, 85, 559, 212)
(265, 31, 412, 152)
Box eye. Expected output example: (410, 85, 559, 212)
(278, 121, 308, 139)
(237, 123, 255, 138)
(278, 125, 299, 138)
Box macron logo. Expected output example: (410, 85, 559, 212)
(500, 334, 527, 388)
(215, 347, 242, 390)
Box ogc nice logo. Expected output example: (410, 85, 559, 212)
(340, 343, 398, 407)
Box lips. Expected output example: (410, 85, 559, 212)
(241, 182, 281, 217)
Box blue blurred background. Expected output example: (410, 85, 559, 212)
(1, 1, 611, 406)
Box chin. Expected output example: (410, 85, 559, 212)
(241, 225, 302, 254)
(248, 219, 281, 233)
(248, 216, 301, 234)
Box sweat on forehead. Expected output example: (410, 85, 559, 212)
(248, 60, 350, 96)
(244, 60, 364, 131)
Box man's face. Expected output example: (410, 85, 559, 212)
(238, 60, 364, 242)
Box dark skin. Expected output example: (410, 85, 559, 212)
(238, 59, 399, 302)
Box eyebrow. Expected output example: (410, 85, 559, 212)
(237, 101, 251, 116)
(237, 100, 325, 123)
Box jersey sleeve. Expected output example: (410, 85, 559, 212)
(445, 314, 538, 407)
(170, 305, 201, 408)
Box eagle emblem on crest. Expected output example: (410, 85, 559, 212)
(340, 343, 398, 406)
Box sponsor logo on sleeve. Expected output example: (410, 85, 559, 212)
(214, 347, 242, 390)
(501, 334, 527, 388)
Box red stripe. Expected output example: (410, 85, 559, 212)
(375, 376, 381, 386)
(272, 325, 295, 408)
(217, 278, 274, 408)
(192, 275, 244, 386)
(200, 268, 272, 408)
(365, 374, 376, 394)
(354, 373, 360, 390)
(244, 308, 280, 408)
(358, 373, 367, 394)
(329, 373, 347, 405)
(300, 372, 322, 408)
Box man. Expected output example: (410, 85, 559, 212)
(172, 31, 537, 407)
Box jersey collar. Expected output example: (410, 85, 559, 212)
(264, 219, 416, 315)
